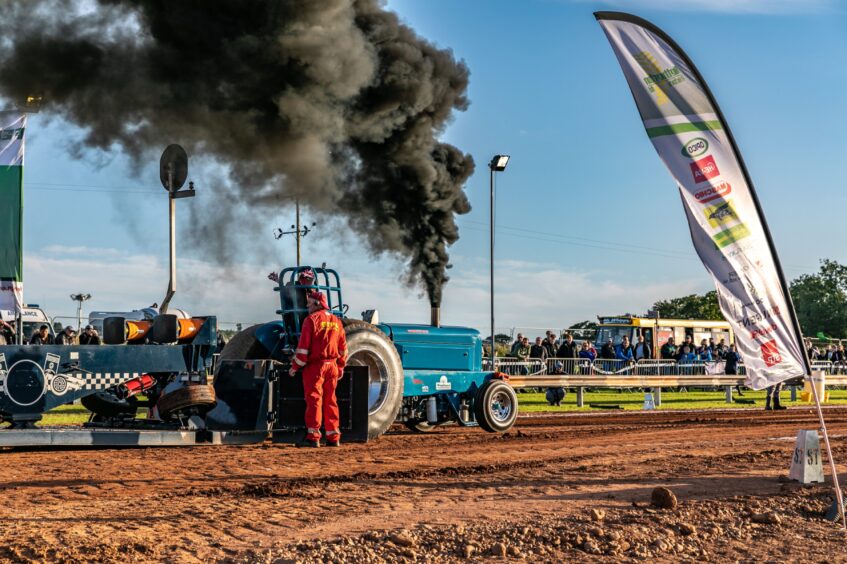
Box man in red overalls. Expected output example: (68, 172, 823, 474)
(289, 290, 347, 447)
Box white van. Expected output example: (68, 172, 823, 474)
(0, 305, 56, 343)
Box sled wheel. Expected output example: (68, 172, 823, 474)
(157, 384, 217, 419)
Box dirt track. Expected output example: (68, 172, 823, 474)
(4, 407, 847, 562)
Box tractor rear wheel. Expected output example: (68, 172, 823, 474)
(343, 319, 404, 440)
(157, 384, 217, 419)
(217, 324, 270, 361)
(474, 379, 518, 433)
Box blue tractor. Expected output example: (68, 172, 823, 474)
(212, 265, 519, 441)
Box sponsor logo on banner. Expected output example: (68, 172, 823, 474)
(722, 241, 755, 260)
(761, 339, 782, 367)
(695, 181, 732, 203)
(681, 137, 709, 158)
(690, 155, 720, 183)
(633, 51, 684, 105)
(0, 128, 24, 141)
(737, 305, 782, 328)
(713, 223, 751, 248)
(722, 270, 740, 285)
(704, 199, 739, 228)
(751, 323, 778, 340)
(747, 281, 761, 300)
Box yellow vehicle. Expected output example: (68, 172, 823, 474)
(595, 315, 734, 359)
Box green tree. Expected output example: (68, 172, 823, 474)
(651, 291, 722, 320)
(495, 333, 511, 344)
(790, 259, 847, 338)
(566, 320, 597, 340)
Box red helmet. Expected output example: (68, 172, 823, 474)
(307, 290, 328, 310)
(298, 268, 315, 284)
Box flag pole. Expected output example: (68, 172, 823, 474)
(809, 372, 845, 527)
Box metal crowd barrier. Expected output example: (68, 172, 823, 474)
(485, 356, 847, 407)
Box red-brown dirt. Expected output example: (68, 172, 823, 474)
(3, 407, 847, 562)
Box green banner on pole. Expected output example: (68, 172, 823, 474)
(0, 112, 26, 316)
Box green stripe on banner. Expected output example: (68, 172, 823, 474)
(0, 165, 23, 284)
(646, 120, 723, 138)
(712, 223, 751, 249)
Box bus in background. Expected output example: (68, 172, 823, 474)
(595, 315, 734, 359)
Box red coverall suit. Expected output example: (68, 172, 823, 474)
(293, 309, 347, 442)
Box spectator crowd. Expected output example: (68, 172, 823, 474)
(0, 321, 102, 345)
(506, 331, 740, 367)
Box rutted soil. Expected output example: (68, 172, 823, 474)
(2, 407, 847, 562)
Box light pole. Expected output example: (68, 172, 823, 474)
(274, 199, 316, 267)
(489, 154, 510, 370)
(69, 293, 91, 332)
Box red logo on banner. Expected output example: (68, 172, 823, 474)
(760, 339, 782, 367)
(690, 155, 720, 184)
(694, 181, 732, 204)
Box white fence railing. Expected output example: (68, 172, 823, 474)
(484, 357, 842, 379)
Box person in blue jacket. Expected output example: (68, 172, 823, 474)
(616, 336, 634, 362)
(696, 339, 713, 361)
(578, 340, 597, 360)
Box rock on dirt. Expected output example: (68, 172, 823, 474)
(652, 487, 678, 510)
(751, 511, 782, 525)
(679, 523, 697, 536)
(490, 542, 507, 557)
(389, 532, 416, 547)
(582, 540, 602, 555)
(590, 508, 606, 521)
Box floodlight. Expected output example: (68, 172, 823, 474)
(489, 155, 510, 171)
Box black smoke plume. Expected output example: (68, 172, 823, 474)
(0, 0, 473, 305)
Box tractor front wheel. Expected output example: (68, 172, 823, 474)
(474, 380, 518, 433)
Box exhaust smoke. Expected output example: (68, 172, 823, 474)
(0, 0, 474, 304)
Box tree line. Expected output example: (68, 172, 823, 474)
(639, 259, 847, 339)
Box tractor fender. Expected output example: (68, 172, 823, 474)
(253, 321, 287, 359)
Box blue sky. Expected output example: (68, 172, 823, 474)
(16, 0, 847, 336)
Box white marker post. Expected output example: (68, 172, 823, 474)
(789, 429, 824, 484)
(643, 392, 655, 410)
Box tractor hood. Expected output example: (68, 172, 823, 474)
(377, 323, 482, 371)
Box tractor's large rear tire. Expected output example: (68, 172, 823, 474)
(343, 319, 404, 440)
(217, 324, 270, 362)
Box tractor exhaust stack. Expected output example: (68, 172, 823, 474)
(431, 306, 440, 328)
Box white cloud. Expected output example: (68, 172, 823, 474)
(22, 247, 707, 337)
(584, 0, 837, 14)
